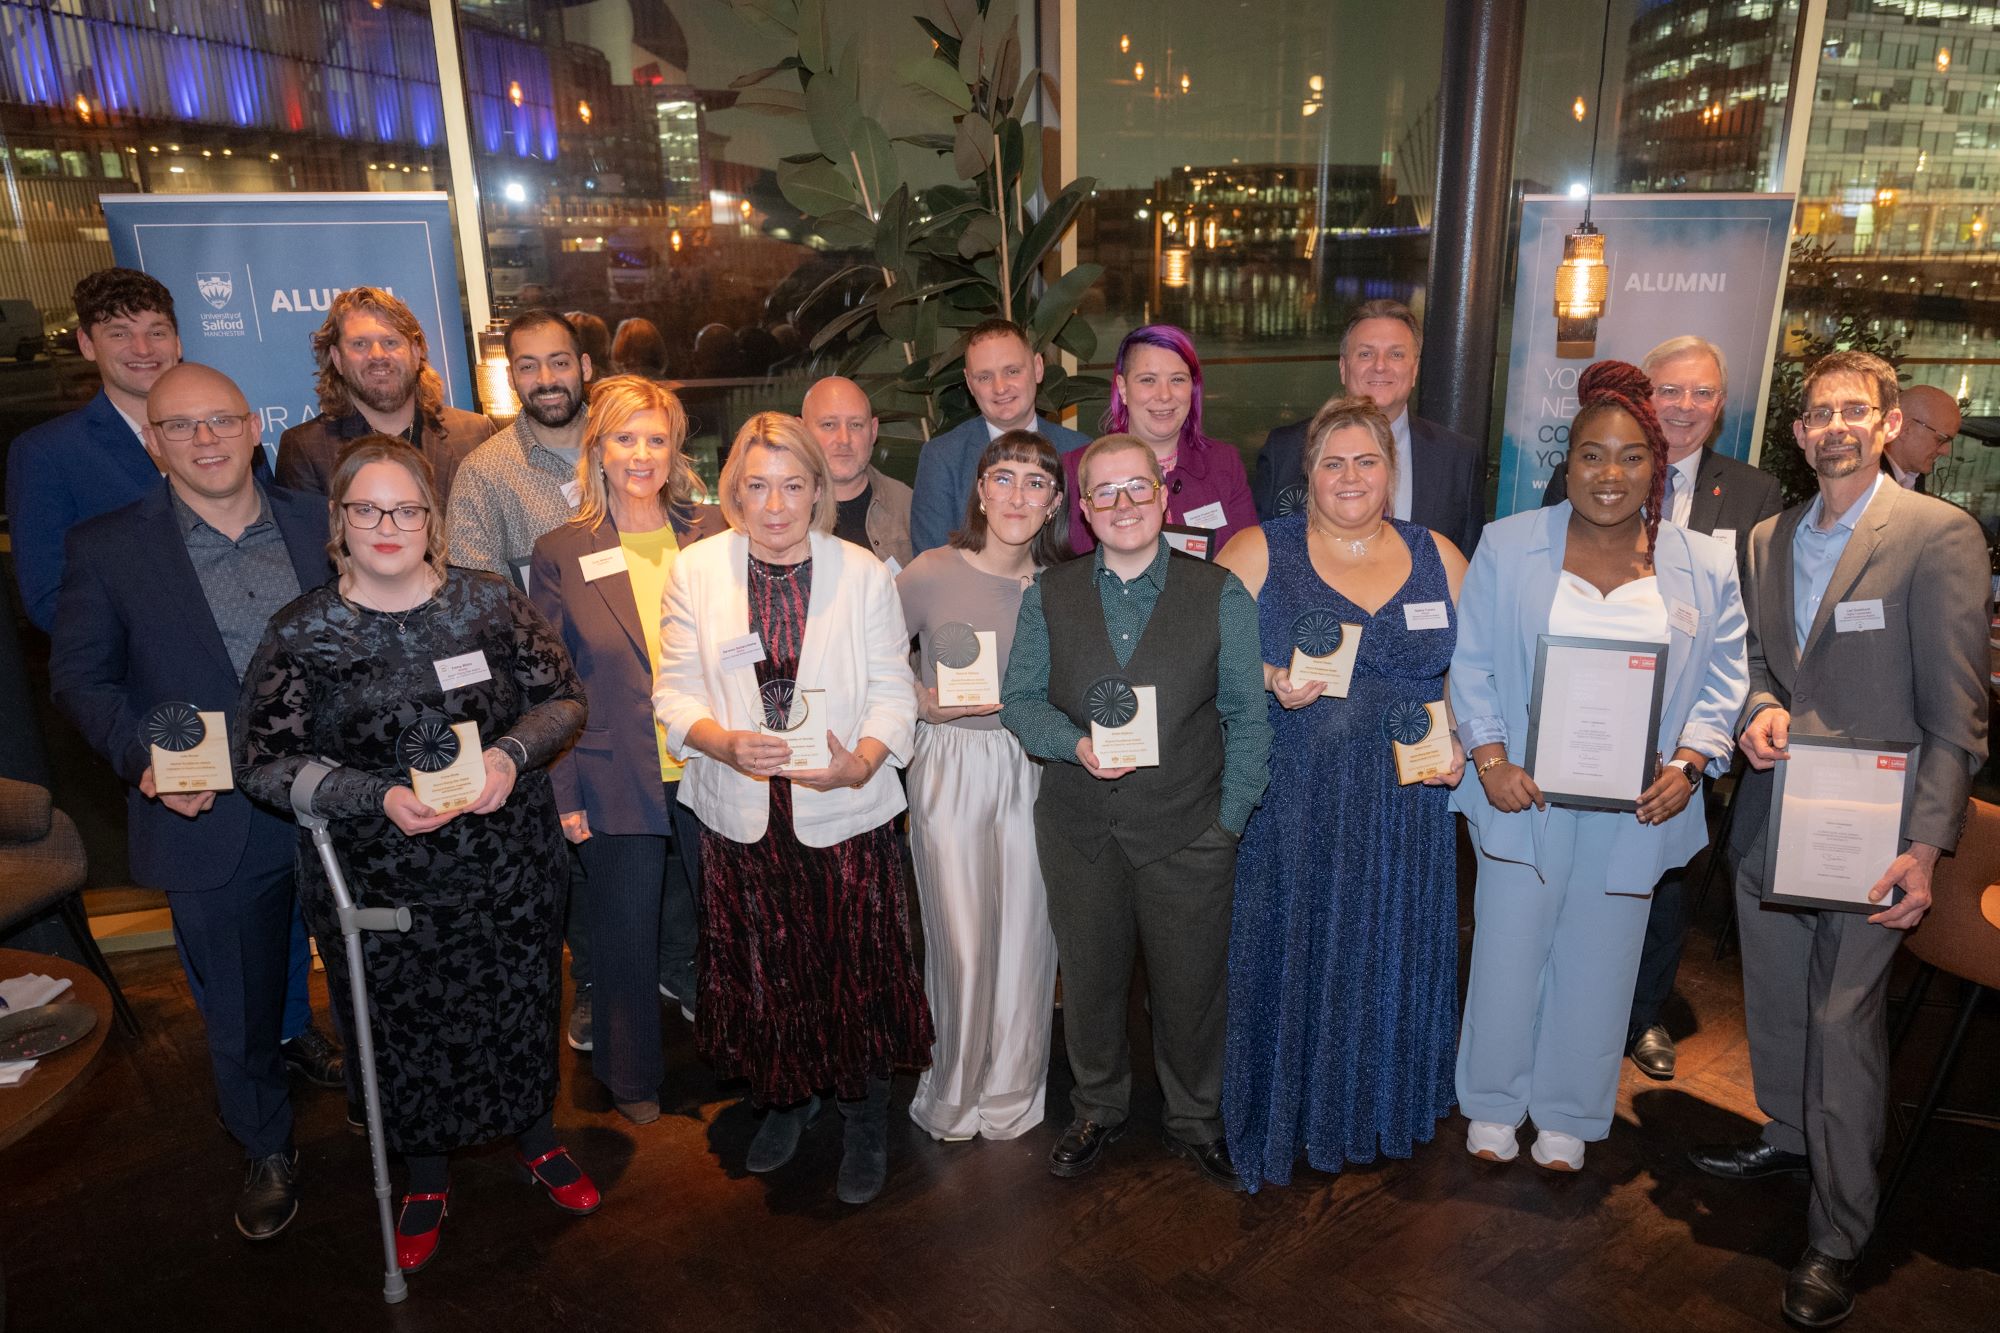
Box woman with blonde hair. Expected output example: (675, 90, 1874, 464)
(654, 411, 930, 1205)
(238, 435, 595, 1273)
(530, 376, 725, 1123)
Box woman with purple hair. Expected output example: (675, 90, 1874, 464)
(1061, 325, 1258, 553)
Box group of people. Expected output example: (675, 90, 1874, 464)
(7, 268, 1987, 1328)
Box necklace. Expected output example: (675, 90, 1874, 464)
(1312, 521, 1386, 558)
(751, 555, 807, 580)
(350, 593, 430, 633)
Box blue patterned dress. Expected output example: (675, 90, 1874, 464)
(1223, 515, 1459, 1189)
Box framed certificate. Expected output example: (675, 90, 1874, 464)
(1085, 676, 1160, 769)
(145, 701, 235, 793)
(1288, 609, 1361, 697)
(1524, 635, 1669, 811)
(931, 622, 1000, 708)
(1161, 524, 1214, 560)
(758, 680, 831, 772)
(398, 718, 484, 813)
(1762, 734, 1918, 913)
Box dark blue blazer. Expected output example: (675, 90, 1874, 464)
(48, 480, 331, 893)
(530, 505, 726, 835)
(5, 390, 166, 631)
(1253, 412, 1488, 555)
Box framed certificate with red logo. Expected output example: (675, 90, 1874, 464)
(1762, 734, 1920, 913)
(1524, 635, 1670, 812)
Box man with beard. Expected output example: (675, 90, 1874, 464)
(274, 286, 493, 504)
(448, 310, 594, 583)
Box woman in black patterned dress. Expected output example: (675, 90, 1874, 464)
(237, 436, 593, 1274)
(654, 412, 930, 1206)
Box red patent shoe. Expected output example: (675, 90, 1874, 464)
(395, 1190, 449, 1272)
(519, 1145, 601, 1215)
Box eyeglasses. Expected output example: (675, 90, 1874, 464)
(150, 412, 255, 442)
(1800, 404, 1880, 431)
(342, 501, 431, 532)
(1904, 420, 1956, 447)
(1086, 477, 1161, 510)
(1654, 385, 1720, 407)
(981, 470, 1056, 508)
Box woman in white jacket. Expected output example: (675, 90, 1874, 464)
(653, 412, 930, 1206)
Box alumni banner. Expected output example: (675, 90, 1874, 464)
(1495, 193, 1795, 518)
(101, 193, 476, 457)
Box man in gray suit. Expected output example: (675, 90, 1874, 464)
(1689, 350, 1989, 1328)
(909, 318, 1089, 553)
(1544, 335, 1783, 1078)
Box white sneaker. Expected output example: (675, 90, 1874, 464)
(1466, 1120, 1519, 1162)
(1531, 1128, 1586, 1171)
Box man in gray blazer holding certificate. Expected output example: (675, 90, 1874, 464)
(1688, 350, 1989, 1328)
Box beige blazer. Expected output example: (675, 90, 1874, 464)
(653, 528, 915, 847)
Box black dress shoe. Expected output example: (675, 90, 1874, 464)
(1687, 1140, 1810, 1180)
(235, 1149, 300, 1240)
(1783, 1247, 1857, 1327)
(1629, 1023, 1676, 1080)
(281, 1023, 345, 1089)
(1164, 1133, 1246, 1192)
(1048, 1117, 1126, 1178)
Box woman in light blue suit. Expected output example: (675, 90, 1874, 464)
(1449, 361, 1747, 1171)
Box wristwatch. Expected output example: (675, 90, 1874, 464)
(1665, 758, 1701, 788)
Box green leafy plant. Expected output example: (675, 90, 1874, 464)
(1762, 238, 1906, 505)
(731, 0, 1105, 435)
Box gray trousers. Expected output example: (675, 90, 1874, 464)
(1037, 816, 1237, 1143)
(1735, 826, 1904, 1259)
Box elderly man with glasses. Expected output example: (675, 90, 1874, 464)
(1000, 433, 1271, 1191)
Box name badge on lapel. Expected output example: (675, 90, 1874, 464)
(1835, 599, 1885, 633)
(1669, 599, 1700, 636)
(433, 650, 492, 691)
(578, 547, 629, 582)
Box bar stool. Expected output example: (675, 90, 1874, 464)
(1876, 797, 2000, 1221)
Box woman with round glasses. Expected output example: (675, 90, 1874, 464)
(896, 430, 1070, 1142)
(1062, 324, 1257, 554)
(1216, 395, 1468, 1191)
(238, 435, 597, 1274)
(529, 377, 725, 1125)
(653, 412, 929, 1206)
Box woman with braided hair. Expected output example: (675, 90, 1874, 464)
(1446, 359, 1747, 1171)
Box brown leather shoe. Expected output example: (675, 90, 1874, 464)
(1782, 1247, 1857, 1327)
(1048, 1117, 1125, 1178)
(1630, 1023, 1676, 1080)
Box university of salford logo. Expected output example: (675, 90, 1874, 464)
(196, 272, 234, 309)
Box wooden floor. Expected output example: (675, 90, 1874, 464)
(3, 866, 1996, 1333)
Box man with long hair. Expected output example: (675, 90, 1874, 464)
(274, 286, 493, 504)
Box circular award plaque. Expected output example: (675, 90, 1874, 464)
(396, 717, 462, 774)
(1292, 609, 1345, 659)
(143, 702, 206, 753)
(1383, 699, 1436, 747)
(760, 678, 809, 732)
(1084, 676, 1140, 729)
(1275, 483, 1307, 517)
(931, 622, 981, 671)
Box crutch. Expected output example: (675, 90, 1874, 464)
(289, 760, 413, 1305)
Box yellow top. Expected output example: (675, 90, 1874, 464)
(619, 524, 683, 783)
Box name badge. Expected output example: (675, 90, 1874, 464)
(578, 547, 629, 582)
(1669, 599, 1700, 636)
(1181, 500, 1228, 530)
(1835, 598, 1886, 633)
(433, 650, 492, 691)
(1711, 527, 1737, 550)
(1403, 601, 1450, 631)
(720, 632, 767, 671)
(560, 479, 582, 509)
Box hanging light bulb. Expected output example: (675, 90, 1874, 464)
(1120, 34, 1130, 54)
(1133, 61, 1145, 81)
(577, 100, 592, 124)
(1572, 96, 1586, 122)
(508, 81, 524, 108)
(1554, 223, 1608, 356)
(1180, 72, 1191, 94)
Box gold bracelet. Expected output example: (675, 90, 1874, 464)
(1475, 756, 1507, 778)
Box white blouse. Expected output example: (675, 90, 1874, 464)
(1548, 571, 1669, 642)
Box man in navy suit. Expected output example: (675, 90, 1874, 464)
(909, 318, 1090, 554)
(51, 364, 333, 1241)
(1253, 299, 1487, 555)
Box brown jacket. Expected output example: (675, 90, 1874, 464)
(274, 405, 496, 506)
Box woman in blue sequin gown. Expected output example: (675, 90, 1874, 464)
(1218, 396, 1469, 1191)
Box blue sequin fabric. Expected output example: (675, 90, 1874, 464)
(1224, 515, 1460, 1189)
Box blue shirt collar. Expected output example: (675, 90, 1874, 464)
(1801, 472, 1885, 537)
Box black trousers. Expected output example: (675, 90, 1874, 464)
(1036, 817, 1237, 1143)
(1626, 866, 1688, 1043)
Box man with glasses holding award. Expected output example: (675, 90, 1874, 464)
(1001, 433, 1271, 1190)
(1689, 350, 1989, 1329)
(49, 364, 332, 1240)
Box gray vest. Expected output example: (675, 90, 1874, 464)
(1037, 550, 1226, 866)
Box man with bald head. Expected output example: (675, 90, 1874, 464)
(1881, 384, 1961, 492)
(50, 363, 334, 1242)
(802, 375, 914, 570)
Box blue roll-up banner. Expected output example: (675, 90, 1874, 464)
(100, 193, 476, 459)
(1496, 193, 1796, 518)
